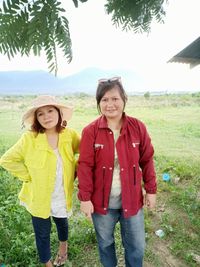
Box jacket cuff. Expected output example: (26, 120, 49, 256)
(145, 188, 157, 194)
(78, 192, 91, 201)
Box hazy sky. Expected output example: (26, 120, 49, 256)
(0, 0, 200, 91)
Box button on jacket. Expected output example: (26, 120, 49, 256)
(0, 128, 80, 219)
(78, 113, 157, 218)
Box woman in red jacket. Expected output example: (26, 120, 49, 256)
(77, 77, 157, 267)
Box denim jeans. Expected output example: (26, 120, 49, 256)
(31, 216, 68, 263)
(92, 208, 145, 267)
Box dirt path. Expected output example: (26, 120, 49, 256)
(117, 240, 187, 267)
(143, 239, 187, 267)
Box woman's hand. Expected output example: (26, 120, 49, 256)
(80, 201, 94, 221)
(143, 192, 156, 210)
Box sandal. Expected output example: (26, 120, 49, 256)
(53, 252, 67, 266)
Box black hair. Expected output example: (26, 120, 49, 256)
(96, 80, 128, 113)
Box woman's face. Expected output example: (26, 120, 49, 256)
(99, 86, 124, 120)
(36, 105, 59, 131)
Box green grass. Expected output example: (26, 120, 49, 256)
(0, 93, 200, 266)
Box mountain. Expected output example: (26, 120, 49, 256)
(0, 70, 59, 95)
(0, 68, 148, 95)
(60, 68, 148, 93)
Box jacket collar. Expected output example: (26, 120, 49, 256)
(34, 129, 67, 150)
(98, 115, 109, 128)
(98, 112, 128, 134)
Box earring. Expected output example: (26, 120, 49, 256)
(61, 120, 67, 127)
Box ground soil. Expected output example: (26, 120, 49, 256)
(143, 239, 187, 267)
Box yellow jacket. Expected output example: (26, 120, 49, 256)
(0, 128, 80, 218)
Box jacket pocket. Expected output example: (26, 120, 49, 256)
(102, 166, 106, 207)
(133, 164, 136, 185)
(132, 164, 142, 186)
(94, 143, 104, 149)
(93, 166, 106, 208)
(94, 144, 104, 154)
(132, 141, 140, 148)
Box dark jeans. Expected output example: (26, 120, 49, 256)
(31, 216, 68, 263)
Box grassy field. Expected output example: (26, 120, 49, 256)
(0, 93, 200, 267)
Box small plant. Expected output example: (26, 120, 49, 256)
(144, 91, 150, 99)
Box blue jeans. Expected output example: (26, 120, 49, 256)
(92, 208, 145, 267)
(31, 216, 68, 263)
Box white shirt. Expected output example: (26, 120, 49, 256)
(51, 149, 72, 218)
(108, 129, 122, 209)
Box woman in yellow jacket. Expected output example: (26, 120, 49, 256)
(0, 95, 80, 267)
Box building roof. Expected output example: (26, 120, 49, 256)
(168, 36, 200, 68)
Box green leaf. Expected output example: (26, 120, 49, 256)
(3, 1, 9, 13)
(72, 0, 78, 8)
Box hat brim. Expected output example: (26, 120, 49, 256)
(22, 104, 73, 125)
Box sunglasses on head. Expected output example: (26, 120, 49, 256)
(98, 76, 121, 84)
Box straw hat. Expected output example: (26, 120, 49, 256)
(22, 95, 73, 126)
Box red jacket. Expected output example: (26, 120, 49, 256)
(77, 113, 157, 218)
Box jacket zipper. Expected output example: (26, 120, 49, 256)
(133, 165, 136, 185)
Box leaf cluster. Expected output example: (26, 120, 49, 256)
(0, 0, 74, 75)
(105, 0, 168, 32)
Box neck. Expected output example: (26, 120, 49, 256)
(107, 116, 122, 131)
(45, 127, 57, 135)
(45, 128, 59, 149)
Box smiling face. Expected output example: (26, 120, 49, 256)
(99, 86, 125, 120)
(36, 105, 59, 132)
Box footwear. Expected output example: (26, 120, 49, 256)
(53, 252, 67, 266)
